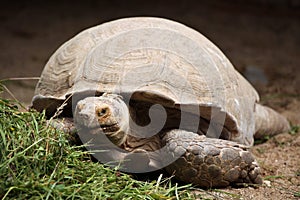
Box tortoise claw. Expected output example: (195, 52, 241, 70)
(122, 149, 151, 172)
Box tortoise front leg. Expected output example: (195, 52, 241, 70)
(163, 129, 262, 188)
(48, 118, 79, 143)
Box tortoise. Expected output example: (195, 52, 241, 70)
(31, 17, 290, 188)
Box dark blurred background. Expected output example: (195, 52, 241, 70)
(0, 0, 300, 105)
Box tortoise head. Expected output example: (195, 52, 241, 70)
(74, 93, 129, 146)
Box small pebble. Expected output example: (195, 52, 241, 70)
(264, 180, 271, 187)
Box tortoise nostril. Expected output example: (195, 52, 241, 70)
(77, 110, 89, 120)
(83, 114, 89, 119)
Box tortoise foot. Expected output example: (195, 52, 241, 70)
(163, 129, 263, 188)
(122, 149, 151, 172)
(48, 118, 80, 143)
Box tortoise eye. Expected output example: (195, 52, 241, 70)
(97, 108, 108, 117)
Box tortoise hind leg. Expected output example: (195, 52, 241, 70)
(163, 129, 262, 188)
(254, 103, 290, 139)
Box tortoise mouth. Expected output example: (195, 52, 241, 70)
(99, 123, 120, 133)
(94, 123, 126, 147)
(76, 122, 120, 133)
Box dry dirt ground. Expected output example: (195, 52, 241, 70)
(0, 1, 299, 199)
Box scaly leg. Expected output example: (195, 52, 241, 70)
(163, 129, 262, 188)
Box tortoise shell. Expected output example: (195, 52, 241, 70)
(31, 17, 259, 146)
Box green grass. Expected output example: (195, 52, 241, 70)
(0, 97, 195, 199)
(289, 124, 300, 135)
(263, 175, 285, 180)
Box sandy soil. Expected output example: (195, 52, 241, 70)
(0, 1, 299, 199)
